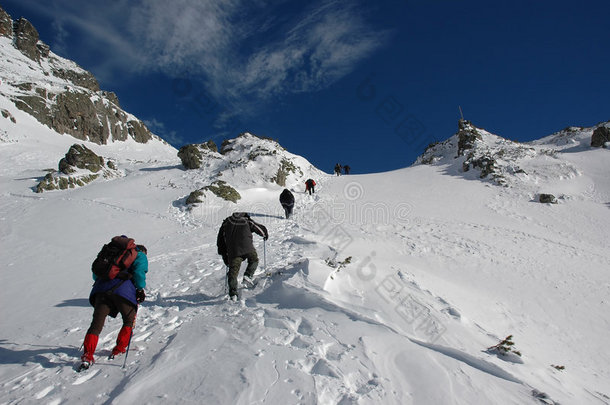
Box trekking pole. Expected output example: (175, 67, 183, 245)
(122, 328, 133, 369)
(225, 266, 229, 295)
(263, 239, 267, 273)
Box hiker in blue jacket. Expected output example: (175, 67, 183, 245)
(80, 244, 148, 367)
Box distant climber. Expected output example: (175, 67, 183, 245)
(279, 189, 295, 219)
(343, 165, 351, 175)
(334, 163, 342, 176)
(305, 179, 316, 195)
(217, 212, 268, 300)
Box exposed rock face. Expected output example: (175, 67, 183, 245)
(53, 92, 103, 143)
(13, 18, 40, 61)
(462, 154, 497, 178)
(13, 88, 154, 145)
(591, 126, 610, 148)
(457, 119, 482, 156)
(0, 7, 12, 37)
(36, 144, 120, 192)
(52, 68, 99, 92)
(59, 144, 104, 174)
(178, 141, 219, 169)
(1, 7, 155, 146)
(13, 92, 52, 127)
(272, 158, 301, 187)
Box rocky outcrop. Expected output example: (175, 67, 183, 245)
(272, 158, 302, 187)
(36, 144, 120, 192)
(1, 7, 155, 146)
(0, 7, 12, 37)
(1, 108, 16, 123)
(457, 119, 482, 156)
(178, 141, 219, 169)
(13, 92, 52, 127)
(58, 144, 104, 174)
(52, 92, 103, 143)
(13, 89, 154, 145)
(538, 194, 557, 204)
(13, 18, 41, 61)
(462, 154, 497, 178)
(52, 68, 99, 92)
(591, 126, 610, 148)
(186, 180, 241, 206)
(204, 180, 241, 203)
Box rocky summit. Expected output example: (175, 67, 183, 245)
(0, 6, 160, 146)
(416, 118, 609, 190)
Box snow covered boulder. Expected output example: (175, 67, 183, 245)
(186, 180, 241, 206)
(591, 126, 610, 148)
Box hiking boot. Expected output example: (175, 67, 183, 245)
(229, 294, 238, 302)
(81, 352, 94, 364)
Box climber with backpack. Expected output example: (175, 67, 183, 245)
(305, 179, 316, 195)
(79, 235, 148, 370)
(217, 213, 268, 301)
(279, 188, 295, 219)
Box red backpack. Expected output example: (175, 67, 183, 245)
(91, 236, 138, 280)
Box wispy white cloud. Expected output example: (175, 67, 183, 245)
(10, 0, 387, 111)
(143, 118, 184, 146)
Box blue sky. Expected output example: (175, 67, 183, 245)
(3, 0, 609, 174)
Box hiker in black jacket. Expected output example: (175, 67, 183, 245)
(279, 189, 295, 219)
(217, 212, 268, 300)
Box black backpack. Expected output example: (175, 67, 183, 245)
(91, 236, 138, 280)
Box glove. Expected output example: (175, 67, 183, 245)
(136, 289, 145, 304)
(263, 234, 269, 241)
(222, 254, 229, 265)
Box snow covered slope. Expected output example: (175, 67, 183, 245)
(1, 107, 609, 404)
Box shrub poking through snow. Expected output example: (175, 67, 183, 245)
(486, 335, 523, 363)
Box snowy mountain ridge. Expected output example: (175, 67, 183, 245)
(416, 118, 609, 196)
(0, 6, 163, 147)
